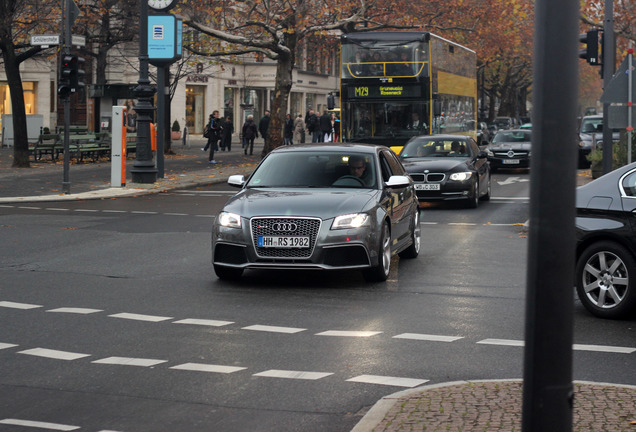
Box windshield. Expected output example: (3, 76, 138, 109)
(246, 152, 377, 189)
(401, 138, 473, 158)
(493, 131, 531, 143)
(341, 40, 428, 79)
(580, 118, 603, 134)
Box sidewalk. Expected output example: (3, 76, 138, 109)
(2, 139, 633, 431)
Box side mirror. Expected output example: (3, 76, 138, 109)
(228, 174, 245, 188)
(385, 175, 411, 188)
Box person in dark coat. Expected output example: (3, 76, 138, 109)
(306, 109, 320, 143)
(242, 115, 258, 155)
(205, 110, 222, 164)
(319, 109, 332, 142)
(220, 116, 233, 151)
(258, 110, 270, 141)
(284, 113, 294, 145)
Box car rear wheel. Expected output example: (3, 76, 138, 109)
(399, 210, 420, 259)
(214, 264, 244, 280)
(363, 222, 391, 282)
(575, 241, 636, 319)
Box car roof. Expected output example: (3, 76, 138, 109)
(410, 134, 471, 140)
(269, 143, 386, 154)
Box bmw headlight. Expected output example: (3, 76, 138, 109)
(449, 172, 473, 182)
(331, 213, 370, 229)
(217, 211, 241, 228)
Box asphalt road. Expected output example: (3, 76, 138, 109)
(1, 171, 634, 432)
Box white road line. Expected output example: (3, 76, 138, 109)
(92, 357, 167, 367)
(102, 210, 127, 213)
(243, 324, 306, 334)
(490, 197, 530, 200)
(44, 208, 70, 211)
(131, 211, 158, 214)
(173, 318, 234, 327)
(194, 215, 215, 218)
(477, 338, 525, 347)
(73, 209, 99, 212)
(108, 312, 173, 322)
(393, 333, 463, 342)
(0, 301, 42, 310)
(0, 418, 79, 430)
(347, 374, 429, 388)
(18, 348, 90, 361)
(47, 307, 103, 314)
(0, 343, 18, 350)
(316, 330, 382, 337)
(18, 206, 42, 210)
(573, 344, 636, 354)
(0, 205, 15, 208)
(448, 223, 477, 226)
(170, 363, 247, 374)
(420, 222, 439, 225)
(253, 370, 333, 380)
(163, 212, 189, 216)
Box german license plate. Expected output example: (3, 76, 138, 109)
(415, 183, 441, 190)
(503, 159, 520, 164)
(258, 236, 310, 248)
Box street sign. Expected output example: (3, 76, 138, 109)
(72, 35, 86, 47)
(30, 35, 60, 46)
(148, 14, 182, 65)
(600, 57, 636, 104)
(608, 105, 636, 129)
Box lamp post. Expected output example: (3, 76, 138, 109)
(131, 0, 158, 183)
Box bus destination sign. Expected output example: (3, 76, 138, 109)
(348, 84, 421, 98)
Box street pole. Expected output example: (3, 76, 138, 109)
(62, 0, 71, 194)
(602, 0, 615, 174)
(156, 65, 166, 178)
(131, 0, 157, 183)
(628, 41, 633, 164)
(522, 0, 577, 429)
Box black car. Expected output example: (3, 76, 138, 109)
(399, 134, 491, 208)
(211, 144, 421, 281)
(486, 129, 531, 170)
(576, 162, 636, 318)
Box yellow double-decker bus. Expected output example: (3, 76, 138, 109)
(340, 32, 477, 152)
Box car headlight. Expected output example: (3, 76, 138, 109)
(449, 172, 473, 181)
(331, 213, 370, 229)
(217, 211, 241, 228)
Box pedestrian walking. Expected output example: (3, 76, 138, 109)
(204, 110, 222, 164)
(284, 113, 294, 145)
(306, 109, 320, 143)
(242, 115, 258, 155)
(293, 114, 305, 144)
(221, 116, 233, 151)
(319, 109, 332, 142)
(258, 110, 270, 142)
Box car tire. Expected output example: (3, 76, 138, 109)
(575, 241, 636, 319)
(399, 210, 420, 259)
(467, 181, 479, 208)
(480, 174, 491, 201)
(214, 264, 244, 280)
(363, 222, 391, 282)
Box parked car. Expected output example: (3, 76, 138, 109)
(494, 116, 515, 130)
(575, 161, 636, 318)
(211, 144, 421, 281)
(486, 129, 532, 171)
(399, 134, 491, 208)
(578, 114, 620, 168)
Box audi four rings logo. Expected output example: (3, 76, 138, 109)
(272, 222, 298, 232)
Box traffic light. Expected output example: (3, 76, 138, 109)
(579, 29, 601, 65)
(72, 56, 85, 90)
(58, 54, 76, 97)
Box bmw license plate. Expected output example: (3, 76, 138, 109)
(258, 236, 310, 248)
(414, 183, 441, 190)
(503, 159, 520, 164)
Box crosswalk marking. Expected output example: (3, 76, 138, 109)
(0, 418, 79, 431)
(0, 301, 42, 309)
(47, 307, 103, 314)
(573, 344, 636, 354)
(18, 348, 90, 361)
(393, 333, 463, 342)
(316, 330, 382, 337)
(346, 375, 429, 388)
(0, 343, 18, 350)
(243, 324, 306, 334)
(477, 338, 525, 347)
(92, 357, 167, 367)
(109, 312, 173, 322)
(253, 370, 333, 380)
(171, 363, 247, 374)
(173, 318, 234, 327)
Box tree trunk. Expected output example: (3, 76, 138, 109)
(0, 38, 30, 167)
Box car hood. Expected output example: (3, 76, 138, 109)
(488, 142, 531, 151)
(401, 158, 470, 173)
(221, 188, 379, 219)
